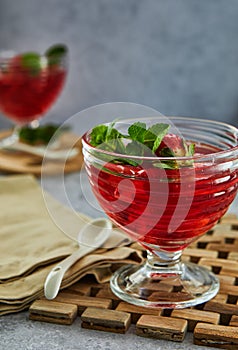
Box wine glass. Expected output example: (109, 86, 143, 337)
(82, 116, 238, 309)
(0, 43, 68, 147)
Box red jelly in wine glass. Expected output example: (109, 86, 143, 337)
(0, 60, 66, 124)
(90, 147, 237, 252)
(83, 116, 238, 309)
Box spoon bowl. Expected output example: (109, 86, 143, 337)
(44, 217, 112, 300)
(77, 217, 112, 248)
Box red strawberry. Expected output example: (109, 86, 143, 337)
(155, 133, 187, 157)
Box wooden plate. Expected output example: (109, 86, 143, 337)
(0, 130, 84, 176)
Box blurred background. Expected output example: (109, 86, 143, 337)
(0, 0, 238, 129)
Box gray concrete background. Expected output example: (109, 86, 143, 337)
(0, 0, 238, 129)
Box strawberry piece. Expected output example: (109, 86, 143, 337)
(155, 133, 187, 157)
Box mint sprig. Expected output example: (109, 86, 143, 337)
(19, 123, 70, 145)
(89, 121, 195, 168)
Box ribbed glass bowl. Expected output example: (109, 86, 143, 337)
(82, 116, 238, 308)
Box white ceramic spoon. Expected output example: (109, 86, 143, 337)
(4, 141, 78, 160)
(44, 218, 112, 300)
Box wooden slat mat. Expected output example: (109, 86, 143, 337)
(29, 214, 238, 349)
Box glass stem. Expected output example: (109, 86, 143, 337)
(0, 125, 20, 147)
(145, 249, 183, 277)
(0, 119, 40, 148)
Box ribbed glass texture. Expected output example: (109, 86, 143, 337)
(83, 117, 238, 252)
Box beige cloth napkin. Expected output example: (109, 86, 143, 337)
(0, 175, 143, 315)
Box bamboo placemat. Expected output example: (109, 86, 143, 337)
(29, 214, 238, 349)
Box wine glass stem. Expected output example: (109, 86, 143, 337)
(0, 125, 20, 148)
(0, 118, 41, 148)
(146, 249, 183, 275)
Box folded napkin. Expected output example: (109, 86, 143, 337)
(0, 175, 143, 315)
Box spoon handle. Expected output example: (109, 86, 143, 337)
(44, 245, 93, 300)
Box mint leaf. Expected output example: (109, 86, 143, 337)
(152, 125, 171, 153)
(144, 123, 170, 152)
(90, 122, 124, 147)
(126, 122, 171, 159)
(125, 141, 147, 164)
(128, 122, 147, 143)
(90, 125, 108, 147)
(90, 123, 125, 154)
(128, 122, 170, 155)
(186, 143, 195, 156)
(105, 122, 123, 142)
(21, 52, 41, 75)
(45, 44, 68, 66)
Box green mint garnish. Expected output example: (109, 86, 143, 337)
(128, 122, 170, 152)
(19, 123, 70, 145)
(90, 125, 109, 147)
(128, 122, 147, 143)
(90, 122, 128, 158)
(21, 52, 42, 75)
(146, 124, 170, 152)
(89, 121, 195, 168)
(45, 44, 68, 66)
(90, 123, 123, 148)
(186, 143, 195, 157)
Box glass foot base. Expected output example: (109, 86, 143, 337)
(0, 131, 19, 148)
(110, 262, 219, 309)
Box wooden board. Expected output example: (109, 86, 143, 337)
(28, 214, 238, 348)
(0, 129, 83, 176)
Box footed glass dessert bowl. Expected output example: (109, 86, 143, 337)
(82, 116, 238, 309)
(0, 43, 68, 147)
